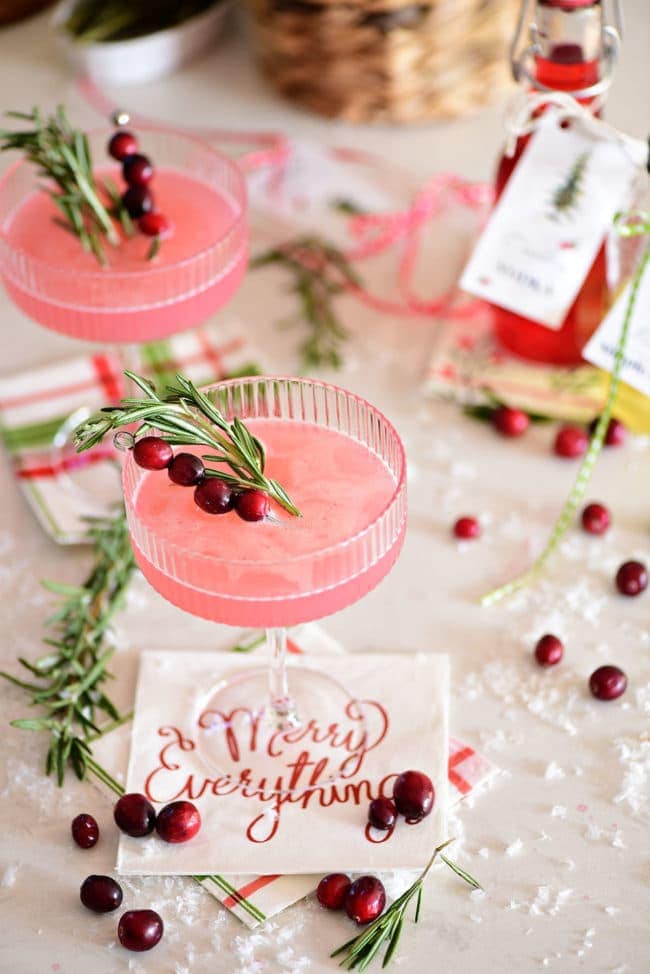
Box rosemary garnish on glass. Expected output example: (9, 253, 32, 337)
(73, 371, 302, 517)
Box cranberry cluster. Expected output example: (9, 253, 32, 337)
(133, 435, 271, 522)
(71, 794, 201, 951)
(317, 873, 386, 925)
(532, 631, 630, 702)
(490, 406, 627, 460)
(368, 769, 435, 832)
(107, 129, 171, 242)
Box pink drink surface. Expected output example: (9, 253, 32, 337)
(127, 419, 404, 627)
(2, 167, 246, 342)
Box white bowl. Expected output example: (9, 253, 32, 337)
(53, 0, 232, 86)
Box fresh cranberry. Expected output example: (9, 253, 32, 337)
(589, 665, 627, 701)
(492, 406, 530, 438)
(118, 910, 164, 952)
(138, 212, 172, 239)
(581, 502, 611, 536)
(122, 185, 154, 219)
(123, 153, 154, 187)
(368, 797, 397, 831)
(80, 875, 123, 913)
(194, 478, 234, 515)
(71, 813, 99, 849)
(156, 801, 201, 844)
(316, 873, 350, 910)
(168, 453, 205, 486)
(615, 560, 648, 597)
(589, 416, 627, 447)
(113, 793, 156, 837)
(393, 770, 435, 822)
(554, 425, 588, 458)
(133, 436, 173, 471)
(235, 489, 271, 522)
(345, 876, 386, 924)
(108, 131, 138, 161)
(453, 516, 481, 540)
(534, 634, 564, 667)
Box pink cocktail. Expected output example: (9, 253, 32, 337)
(123, 376, 407, 790)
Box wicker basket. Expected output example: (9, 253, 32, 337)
(245, 0, 519, 123)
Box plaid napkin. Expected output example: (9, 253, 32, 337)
(0, 324, 260, 544)
(92, 625, 498, 928)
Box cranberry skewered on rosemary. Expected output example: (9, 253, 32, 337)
(73, 371, 302, 518)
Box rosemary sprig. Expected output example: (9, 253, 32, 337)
(332, 840, 481, 970)
(252, 235, 361, 370)
(73, 371, 301, 517)
(0, 511, 135, 785)
(0, 106, 118, 266)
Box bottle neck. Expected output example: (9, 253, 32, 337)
(533, 1, 603, 96)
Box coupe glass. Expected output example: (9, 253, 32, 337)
(122, 376, 407, 794)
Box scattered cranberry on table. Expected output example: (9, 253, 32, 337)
(615, 560, 647, 597)
(156, 801, 201, 844)
(589, 416, 627, 447)
(235, 489, 271, 522)
(117, 909, 164, 952)
(534, 634, 564, 667)
(108, 130, 138, 161)
(80, 875, 123, 913)
(368, 797, 397, 831)
(392, 770, 434, 822)
(133, 436, 173, 471)
(138, 212, 172, 239)
(122, 185, 154, 219)
(492, 406, 530, 438)
(194, 478, 234, 515)
(581, 502, 611, 536)
(71, 812, 100, 849)
(453, 516, 481, 540)
(345, 876, 386, 925)
(589, 665, 627, 701)
(168, 452, 205, 487)
(113, 793, 156, 837)
(554, 425, 588, 459)
(316, 873, 351, 911)
(122, 153, 154, 187)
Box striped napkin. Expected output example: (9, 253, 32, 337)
(92, 625, 498, 928)
(0, 324, 260, 544)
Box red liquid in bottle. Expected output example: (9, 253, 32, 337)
(492, 45, 609, 365)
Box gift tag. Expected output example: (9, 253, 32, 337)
(460, 112, 645, 329)
(583, 262, 650, 397)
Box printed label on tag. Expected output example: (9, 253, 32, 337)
(583, 264, 650, 397)
(460, 112, 644, 329)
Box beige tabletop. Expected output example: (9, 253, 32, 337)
(0, 4, 649, 973)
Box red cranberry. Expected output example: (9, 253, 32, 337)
(368, 797, 397, 831)
(80, 875, 123, 913)
(168, 453, 205, 486)
(113, 793, 156, 837)
(492, 406, 530, 438)
(393, 770, 435, 822)
(133, 436, 173, 471)
(534, 633, 564, 667)
(118, 910, 164, 952)
(589, 665, 627, 701)
(316, 873, 351, 910)
(194, 478, 234, 515)
(581, 502, 611, 536)
(108, 131, 138, 161)
(138, 212, 172, 239)
(453, 516, 481, 540)
(123, 153, 154, 187)
(615, 560, 648, 597)
(235, 489, 271, 522)
(345, 876, 386, 924)
(554, 425, 588, 458)
(71, 813, 99, 849)
(589, 416, 627, 447)
(122, 185, 154, 219)
(156, 801, 201, 843)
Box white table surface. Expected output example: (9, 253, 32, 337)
(1, 5, 649, 973)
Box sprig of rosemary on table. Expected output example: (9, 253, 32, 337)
(73, 370, 302, 517)
(0, 106, 118, 266)
(0, 511, 135, 785)
(332, 839, 481, 970)
(252, 235, 361, 370)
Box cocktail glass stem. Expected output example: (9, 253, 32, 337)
(266, 627, 299, 729)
